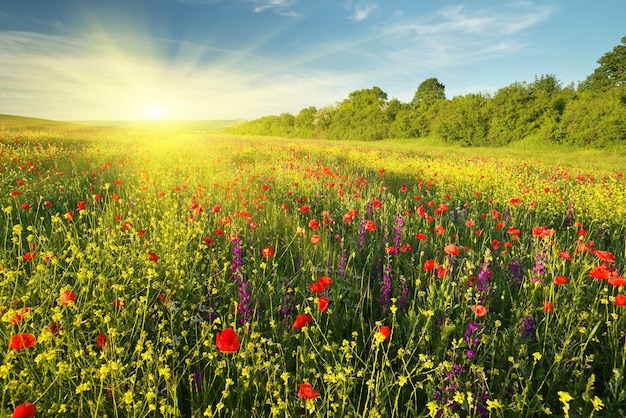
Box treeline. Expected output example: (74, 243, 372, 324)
(227, 36, 626, 147)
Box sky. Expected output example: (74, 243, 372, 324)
(0, 0, 625, 121)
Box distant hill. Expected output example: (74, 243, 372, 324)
(70, 119, 235, 132)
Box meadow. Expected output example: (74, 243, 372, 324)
(1, 115, 626, 417)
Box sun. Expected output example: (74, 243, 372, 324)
(142, 104, 169, 120)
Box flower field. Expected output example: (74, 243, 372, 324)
(1, 116, 626, 417)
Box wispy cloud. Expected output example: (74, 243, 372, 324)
(350, 3, 377, 22)
(251, 0, 299, 16)
(0, 29, 346, 119)
(381, 3, 553, 69)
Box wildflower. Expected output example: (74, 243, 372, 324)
(298, 383, 320, 400)
(593, 250, 616, 264)
(308, 219, 320, 230)
(11, 307, 29, 324)
(9, 333, 36, 350)
(423, 259, 437, 271)
(558, 251, 572, 261)
(293, 314, 312, 329)
(416, 233, 427, 241)
(310, 235, 321, 245)
(262, 246, 275, 258)
(543, 301, 554, 313)
(64, 211, 73, 221)
(22, 252, 36, 261)
(215, 328, 240, 353)
(554, 276, 568, 285)
(615, 294, 626, 306)
(60, 290, 76, 306)
(378, 325, 390, 340)
(317, 297, 329, 312)
(96, 333, 107, 348)
(148, 252, 159, 262)
(589, 264, 616, 280)
(471, 305, 487, 317)
(608, 276, 626, 287)
(12, 402, 37, 418)
(444, 244, 459, 256)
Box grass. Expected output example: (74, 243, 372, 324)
(1, 115, 626, 417)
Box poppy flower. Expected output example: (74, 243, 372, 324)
(293, 314, 312, 329)
(12, 402, 37, 418)
(309, 281, 326, 293)
(608, 276, 626, 287)
(60, 290, 76, 306)
(593, 250, 616, 264)
(318, 297, 329, 312)
(554, 276, 568, 285)
(543, 301, 553, 313)
(96, 333, 107, 348)
(64, 211, 73, 221)
(444, 244, 459, 256)
(310, 235, 321, 245)
(558, 251, 572, 261)
(436, 265, 449, 279)
(298, 383, 320, 400)
(434, 225, 445, 235)
(416, 233, 427, 241)
(11, 307, 29, 324)
(471, 305, 487, 317)
(423, 259, 437, 271)
(262, 246, 275, 258)
(22, 252, 36, 261)
(365, 221, 376, 231)
(589, 264, 616, 280)
(148, 252, 159, 262)
(615, 294, 626, 306)
(21, 203, 31, 210)
(379, 325, 390, 340)
(216, 328, 240, 352)
(308, 219, 320, 230)
(9, 333, 36, 350)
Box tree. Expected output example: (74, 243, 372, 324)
(412, 77, 446, 107)
(582, 35, 626, 92)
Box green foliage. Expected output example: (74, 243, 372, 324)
(226, 36, 626, 148)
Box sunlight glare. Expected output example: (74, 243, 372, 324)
(143, 104, 169, 120)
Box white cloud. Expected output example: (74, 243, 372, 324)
(351, 3, 377, 22)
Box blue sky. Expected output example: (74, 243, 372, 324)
(1, 0, 624, 120)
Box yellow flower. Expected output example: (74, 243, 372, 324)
(591, 396, 604, 411)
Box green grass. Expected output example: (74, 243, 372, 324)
(1, 115, 625, 417)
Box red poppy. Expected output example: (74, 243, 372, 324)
(558, 251, 572, 261)
(615, 294, 626, 306)
(608, 276, 626, 287)
(444, 244, 459, 256)
(589, 264, 616, 280)
(262, 246, 275, 258)
(365, 220, 376, 231)
(471, 304, 487, 317)
(379, 325, 390, 340)
(308, 219, 320, 230)
(22, 252, 36, 261)
(114, 179, 123, 186)
(215, 328, 240, 352)
(554, 276, 568, 285)
(423, 259, 437, 271)
(148, 252, 159, 262)
(293, 314, 312, 329)
(543, 301, 553, 313)
(310, 235, 321, 245)
(318, 297, 329, 312)
(113, 299, 126, 309)
(60, 290, 76, 306)
(96, 333, 107, 348)
(436, 265, 449, 279)
(11, 307, 29, 324)
(309, 282, 326, 293)
(532, 226, 554, 238)
(12, 402, 37, 418)
(318, 276, 332, 286)
(21, 203, 31, 210)
(49, 322, 61, 335)
(64, 211, 73, 221)
(298, 383, 320, 400)
(593, 250, 616, 264)
(434, 225, 445, 235)
(9, 333, 36, 350)
(77, 201, 86, 210)
(416, 233, 427, 241)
